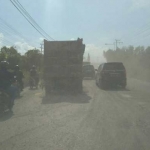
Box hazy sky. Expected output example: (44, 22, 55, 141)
(0, 0, 150, 62)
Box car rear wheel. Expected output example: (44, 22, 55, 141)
(95, 76, 98, 85)
(99, 79, 107, 90)
(92, 73, 95, 79)
(96, 80, 98, 86)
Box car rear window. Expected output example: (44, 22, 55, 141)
(83, 65, 94, 70)
(103, 63, 125, 70)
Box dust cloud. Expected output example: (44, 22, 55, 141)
(103, 46, 150, 81)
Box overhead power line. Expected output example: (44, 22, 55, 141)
(134, 27, 150, 37)
(15, 0, 54, 41)
(0, 37, 14, 45)
(0, 17, 38, 47)
(0, 30, 14, 45)
(0, 19, 32, 46)
(0, 27, 13, 37)
(1, 34, 14, 43)
(121, 20, 150, 44)
(0, 23, 15, 36)
(10, 0, 55, 41)
(0, 17, 25, 39)
(105, 43, 115, 51)
(115, 39, 123, 50)
(10, 0, 48, 40)
(105, 40, 123, 51)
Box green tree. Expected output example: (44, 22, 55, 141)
(0, 46, 21, 69)
(25, 49, 43, 70)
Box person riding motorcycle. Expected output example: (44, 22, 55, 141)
(30, 65, 39, 88)
(0, 61, 17, 108)
(13, 65, 24, 91)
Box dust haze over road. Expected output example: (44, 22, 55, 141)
(103, 46, 150, 82)
(0, 79, 150, 150)
(1, 1, 150, 149)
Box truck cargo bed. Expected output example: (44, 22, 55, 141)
(44, 38, 85, 94)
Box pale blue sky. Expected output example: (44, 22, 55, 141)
(0, 0, 150, 62)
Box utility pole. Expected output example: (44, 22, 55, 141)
(87, 53, 90, 62)
(115, 39, 123, 50)
(105, 43, 115, 50)
(40, 43, 44, 54)
(39, 42, 44, 72)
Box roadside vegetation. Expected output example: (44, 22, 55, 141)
(0, 46, 43, 86)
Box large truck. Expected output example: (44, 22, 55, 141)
(44, 38, 85, 94)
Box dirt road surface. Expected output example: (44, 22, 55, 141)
(0, 79, 150, 150)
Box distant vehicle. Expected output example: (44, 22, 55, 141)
(95, 62, 126, 89)
(83, 61, 90, 66)
(83, 65, 95, 79)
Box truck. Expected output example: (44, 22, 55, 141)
(44, 38, 85, 94)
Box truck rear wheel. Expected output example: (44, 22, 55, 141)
(122, 84, 126, 89)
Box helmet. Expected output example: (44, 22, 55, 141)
(14, 65, 20, 70)
(0, 61, 9, 69)
(32, 65, 36, 69)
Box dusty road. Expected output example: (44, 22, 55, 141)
(0, 79, 150, 150)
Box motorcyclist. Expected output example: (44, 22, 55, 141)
(30, 65, 39, 88)
(13, 65, 24, 91)
(0, 61, 17, 107)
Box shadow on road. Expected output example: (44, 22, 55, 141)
(29, 88, 38, 91)
(83, 77, 94, 80)
(103, 87, 130, 91)
(96, 84, 130, 91)
(42, 91, 92, 104)
(16, 95, 23, 99)
(0, 111, 13, 122)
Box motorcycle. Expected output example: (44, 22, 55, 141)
(0, 90, 13, 113)
(29, 77, 38, 89)
(14, 76, 21, 97)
